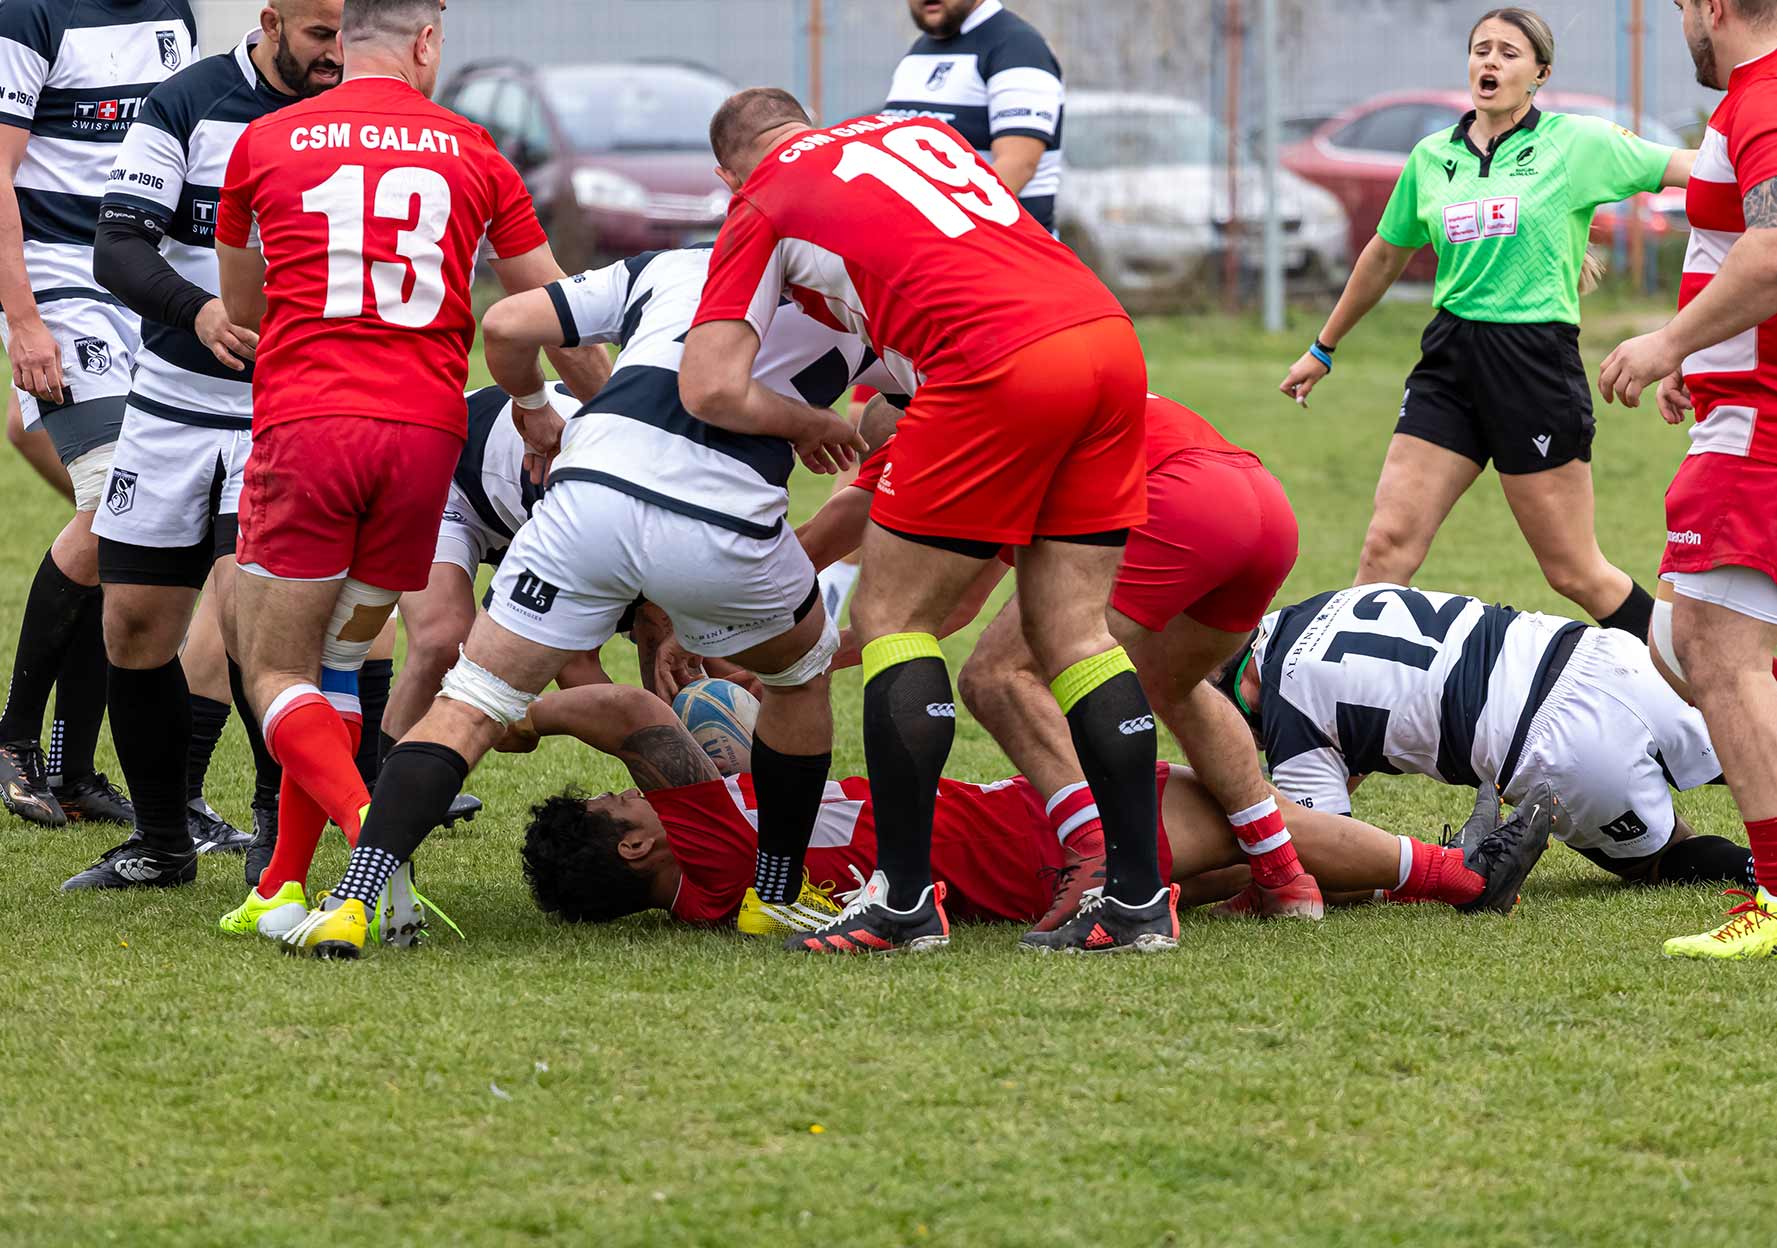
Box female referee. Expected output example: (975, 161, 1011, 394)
(1279, 7, 1694, 638)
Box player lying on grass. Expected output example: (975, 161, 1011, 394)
(1217, 584, 1754, 890)
(277, 245, 877, 958)
(511, 681, 1554, 939)
(793, 391, 1323, 931)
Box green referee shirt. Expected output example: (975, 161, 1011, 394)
(1376, 107, 1673, 325)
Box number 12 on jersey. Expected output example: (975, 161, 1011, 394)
(833, 125, 1020, 238)
(302, 163, 452, 327)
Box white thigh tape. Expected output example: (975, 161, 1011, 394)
(758, 609, 840, 688)
(438, 646, 538, 726)
(71, 444, 116, 512)
(1651, 598, 1686, 683)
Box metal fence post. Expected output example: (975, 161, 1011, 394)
(1259, 0, 1283, 331)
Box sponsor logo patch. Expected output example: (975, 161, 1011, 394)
(1481, 195, 1519, 238)
(508, 571, 559, 615)
(105, 469, 137, 516)
(1667, 529, 1704, 547)
(75, 337, 111, 375)
(1532, 433, 1552, 457)
(1600, 810, 1649, 843)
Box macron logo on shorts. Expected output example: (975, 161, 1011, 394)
(1667, 529, 1704, 547)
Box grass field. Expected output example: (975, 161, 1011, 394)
(0, 296, 1760, 1247)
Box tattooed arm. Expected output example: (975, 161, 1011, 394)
(516, 684, 721, 791)
(1600, 176, 1777, 407)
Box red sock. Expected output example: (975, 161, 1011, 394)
(258, 773, 329, 899)
(264, 687, 369, 843)
(1228, 796, 1303, 888)
(1748, 817, 1777, 893)
(1386, 836, 1484, 907)
(1046, 781, 1106, 858)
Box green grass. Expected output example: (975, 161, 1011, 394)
(0, 298, 1756, 1247)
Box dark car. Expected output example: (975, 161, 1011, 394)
(440, 60, 735, 273)
(1282, 89, 1687, 281)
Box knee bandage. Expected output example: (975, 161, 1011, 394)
(1651, 597, 1687, 683)
(323, 578, 400, 671)
(438, 646, 538, 726)
(68, 444, 116, 513)
(758, 610, 841, 688)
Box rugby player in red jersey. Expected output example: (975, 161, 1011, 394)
(209, 0, 599, 942)
(794, 392, 1323, 927)
(681, 89, 1172, 954)
(510, 682, 1548, 932)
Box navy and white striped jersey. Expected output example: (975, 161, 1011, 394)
(455, 382, 562, 543)
(1254, 585, 1576, 813)
(101, 32, 298, 428)
(0, 0, 196, 296)
(546, 247, 900, 538)
(882, 0, 1063, 230)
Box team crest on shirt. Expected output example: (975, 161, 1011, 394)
(74, 337, 111, 376)
(157, 31, 182, 71)
(925, 61, 954, 89)
(106, 470, 138, 516)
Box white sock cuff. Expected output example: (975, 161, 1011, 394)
(1229, 795, 1280, 828)
(1396, 835, 1414, 891)
(1054, 805, 1101, 844)
(1238, 829, 1292, 857)
(1045, 781, 1091, 817)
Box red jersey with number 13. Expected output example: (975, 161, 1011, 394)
(217, 76, 548, 437)
(693, 114, 1124, 388)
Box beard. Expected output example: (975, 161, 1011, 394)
(1688, 28, 1721, 89)
(274, 42, 341, 98)
(912, 2, 970, 39)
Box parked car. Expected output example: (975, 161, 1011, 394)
(440, 60, 734, 274)
(1058, 90, 1350, 310)
(1282, 89, 1687, 281)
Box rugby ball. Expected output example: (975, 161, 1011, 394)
(673, 678, 760, 777)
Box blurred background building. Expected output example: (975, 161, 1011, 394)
(190, 0, 1711, 311)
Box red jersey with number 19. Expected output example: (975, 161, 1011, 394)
(217, 76, 548, 436)
(692, 114, 1124, 389)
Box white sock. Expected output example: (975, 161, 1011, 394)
(1395, 835, 1413, 891)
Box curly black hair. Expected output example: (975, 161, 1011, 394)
(521, 789, 656, 924)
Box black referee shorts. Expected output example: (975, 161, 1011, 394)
(1395, 309, 1594, 475)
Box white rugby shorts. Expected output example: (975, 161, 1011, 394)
(1, 296, 139, 428)
(90, 409, 250, 549)
(1501, 627, 1717, 860)
(487, 478, 815, 658)
(432, 480, 509, 578)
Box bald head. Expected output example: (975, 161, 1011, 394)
(708, 87, 813, 181)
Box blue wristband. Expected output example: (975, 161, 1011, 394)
(1308, 343, 1334, 372)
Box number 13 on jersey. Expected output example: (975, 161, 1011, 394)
(302, 163, 452, 327)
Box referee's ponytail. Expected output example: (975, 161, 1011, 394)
(1580, 247, 1606, 296)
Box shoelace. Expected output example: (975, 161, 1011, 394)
(1069, 889, 1108, 920)
(1711, 889, 1775, 941)
(10, 742, 50, 790)
(833, 865, 875, 919)
(1037, 862, 1080, 901)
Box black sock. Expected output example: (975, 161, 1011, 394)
(186, 694, 232, 806)
(0, 550, 97, 746)
(108, 659, 191, 849)
(1597, 581, 1655, 641)
(334, 741, 469, 907)
(46, 587, 106, 784)
(861, 656, 954, 908)
(378, 730, 398, 769)
(750, 735, 832, 903)
(229, 657, 281, 812)
(355, 658, 393, 788)
(1653, 834, 1758, 887)
(1064, 671, 1163, 904)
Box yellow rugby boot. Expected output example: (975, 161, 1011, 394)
(218, 880, 309, 940)
(281, 897, 370, 960)
(737, 872, 843, 937)
(1664, 889, 1777, 960)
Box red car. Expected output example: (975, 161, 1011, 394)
(1282, 90, 1688, 281)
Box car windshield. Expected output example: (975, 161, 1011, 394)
(542, 65, 732, 153)
(1065, 107, 1240, 170)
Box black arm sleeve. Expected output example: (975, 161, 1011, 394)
(93, 202, 214, 333)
